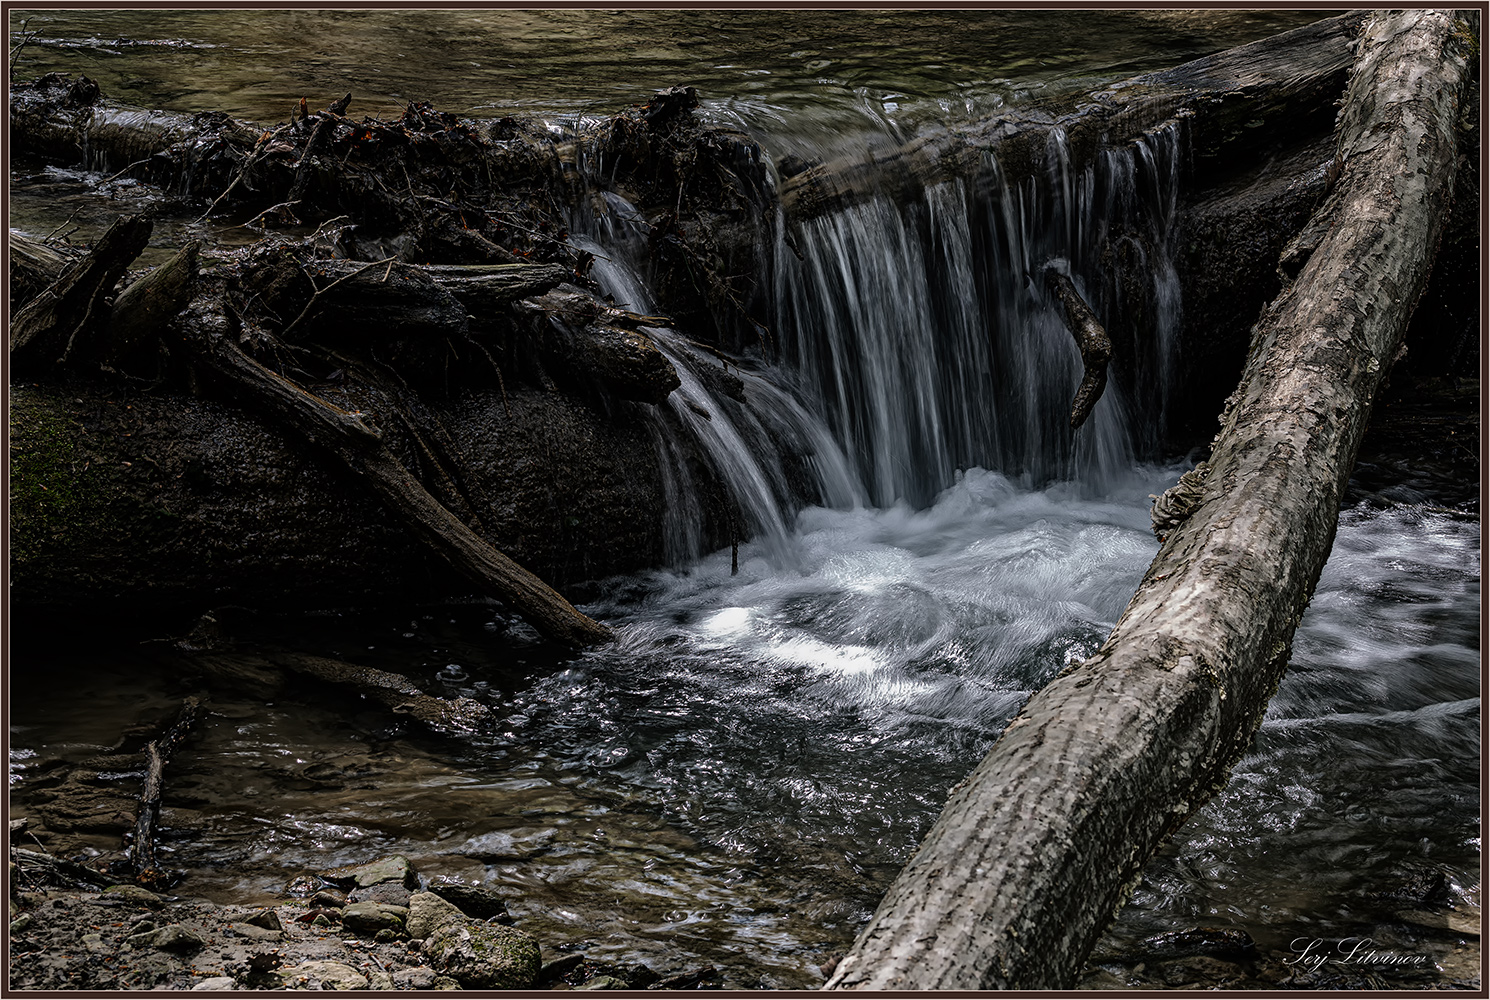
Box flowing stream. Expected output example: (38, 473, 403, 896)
(8, 9, 1478, 989)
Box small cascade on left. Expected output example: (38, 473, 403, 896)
(567, 192, 864, 568)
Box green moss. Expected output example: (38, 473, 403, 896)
(9, 389, 177, 581)
(9, 399, 100, 567)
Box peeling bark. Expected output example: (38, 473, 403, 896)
(826, 10, 1474, 990)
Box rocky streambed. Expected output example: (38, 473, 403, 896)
(8, 850, 733, 991)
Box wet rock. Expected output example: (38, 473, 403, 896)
(392, 966, 438, 989)
(243, 908, 282, 931)
(433, 975, 462, 989)
(448, 828, 556, 862)
(277, 960, 369, 991)
(81, 932, 108, 952)
(284, 874, 323, 897)
(407, 890, 464, 939)
(310, 887, 348, 908)
(1135, 926, 1257, 962)
(318, 854, 418, 889)
(342, 900, 407, 936)
(427, 880, 510, 921)
(1398, 908, 1482, 937)
(369, 971, 394, 990)
(540, 952, 586, 984)
(349, 881, 412, 908)
(191, 977, 238, 991)
(423, 917, 541, 989)
(102, 884, 164, 908)
(151, 924, 206, 953)
(10, 914, 34, 934)
(374, 927, 401, 943)
(578, 974, 630, 989)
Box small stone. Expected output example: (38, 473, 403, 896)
(152, 924, 206, 954)
(432, 975, 462, 990)
(10, 915, 34, 934)
(369, 971, 394, 990)
(578, 975, 630, 989)
(375, 927, 401, 943)
(190, 977, 237, 991)
(319, 855, 418, 889)
(242, 909, 282, 931)
(102, 884, 165, 908)
(342, 901, 404, 936)
(277, 960, 370, 991)
(392, 966, 437, 989)
(310, 887, 348, 909)
(407, 891, 465, 939)
(310, 913, 332, 927)
(81, 932, 108, 953)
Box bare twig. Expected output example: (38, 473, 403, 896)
(279, 256, 398, 340)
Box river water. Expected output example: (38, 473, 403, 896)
(8, 8, 1478, 990)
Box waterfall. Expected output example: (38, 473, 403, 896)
(571, 119, 1187, 559)
(774, 123, 1186, 508)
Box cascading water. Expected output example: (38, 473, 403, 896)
(567, 195, 863, 568)
(774, 123, 1185, 506)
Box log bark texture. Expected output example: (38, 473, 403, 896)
(825, 10, 1474, 990)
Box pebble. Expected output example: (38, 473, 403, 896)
(10, 915, 34, 934)
(190, 977, 238, 991)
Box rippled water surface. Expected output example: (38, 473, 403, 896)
(12, 475, 1478, 986)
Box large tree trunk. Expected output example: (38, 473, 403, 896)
(825, 10, 1474, 991)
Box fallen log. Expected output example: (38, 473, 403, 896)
(130, 696, 199, 891)
(172, 285, 615, 648)
(106, 240, 200, 377)
(826, 9, 1474, 990)
(1042, 263, 1112, 429)
(10, 213, 152, 372)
